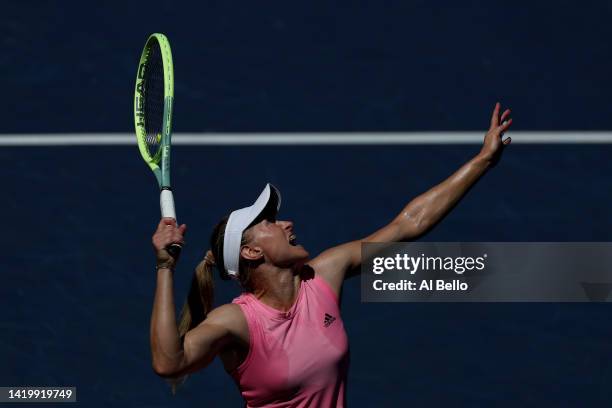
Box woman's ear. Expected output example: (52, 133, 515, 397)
(240, 244, 263, 261)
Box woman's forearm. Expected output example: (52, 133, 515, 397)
(150, 268, 185, 377)
(395, 103, 512, 239)
(397, 153, 491, 237)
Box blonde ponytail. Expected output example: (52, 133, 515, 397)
(170, 216, 232, 394)
(177, 250, 216, 341)
(167, 251, 216, 394)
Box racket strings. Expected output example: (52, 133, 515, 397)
(143, 40, 165, 157)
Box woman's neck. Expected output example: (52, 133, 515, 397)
(252, 265, 302, 312)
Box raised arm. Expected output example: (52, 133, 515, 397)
(311, 103, 513, 295)
(149, 218, 244, 378)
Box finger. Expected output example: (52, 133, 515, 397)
(169, 231, 186, 245)
(499, 118, 513, 131)
(490, 102, 500, 129)
(162, 236, 183, 249)
(167, 225, 186, 242)
(162, 217, 177, 226)
(168, 239, 185, 247)
(157, 218, 174, 232)
(500, 108, 511, 123)
(172, 228, 186, 243)
(502, 136, 512, 145)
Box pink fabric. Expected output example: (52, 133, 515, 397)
(231, 274, 349, 408)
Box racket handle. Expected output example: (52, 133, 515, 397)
(160, 189, 176, 219)
(160, 189, 182, 259)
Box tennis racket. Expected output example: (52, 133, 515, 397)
(134, 33, 181, 258)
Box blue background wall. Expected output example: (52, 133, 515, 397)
(2, 1, 612, 407)
(4, 1, 612, 132)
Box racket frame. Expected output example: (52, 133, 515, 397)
(134, 33, 177, 220)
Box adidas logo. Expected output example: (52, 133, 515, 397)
(323, 313, 336, 327)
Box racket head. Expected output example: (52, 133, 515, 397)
(134, 33, 174, 187)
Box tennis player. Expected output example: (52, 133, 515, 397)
(150, 103, 512, 407)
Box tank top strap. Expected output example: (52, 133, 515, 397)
(310, 274, 340, 305)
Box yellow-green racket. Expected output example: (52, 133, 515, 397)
(134, 33, 181, 258)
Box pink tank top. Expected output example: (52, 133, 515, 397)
(231, 274, 349, 407)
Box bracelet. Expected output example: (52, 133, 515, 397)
(156, 262, 175, 271)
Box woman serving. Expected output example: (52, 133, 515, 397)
(150, 103, 513, 407)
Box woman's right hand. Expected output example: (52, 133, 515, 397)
(152, 218, 187, 268)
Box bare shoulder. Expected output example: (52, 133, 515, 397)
(206, 303, 243, 321)
(204, 303, 248, 341)
(309, 240, 360, 272)
(307, 240, 361, 297)
(308, 221, 402, 290)
(177, 303, 249, 375)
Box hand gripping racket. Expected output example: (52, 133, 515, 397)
(134, 33, 181, 258)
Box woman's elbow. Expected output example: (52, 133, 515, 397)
(152, 360, 182, 378)
(396, 213, 428, 240)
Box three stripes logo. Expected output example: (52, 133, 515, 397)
(323, 313, 336, 328)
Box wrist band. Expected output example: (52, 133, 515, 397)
(156, 262, 175, 271)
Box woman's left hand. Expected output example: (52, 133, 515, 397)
(479, 102, 513, 166)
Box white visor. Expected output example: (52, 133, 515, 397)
(223, 183, 281, 278)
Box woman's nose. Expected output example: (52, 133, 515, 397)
(279, 220, 293, 230)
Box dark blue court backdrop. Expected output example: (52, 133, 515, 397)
(4, 0, 612, 132)
(2, 1, 612, 407)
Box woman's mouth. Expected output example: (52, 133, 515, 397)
(289, 234, 297, 246)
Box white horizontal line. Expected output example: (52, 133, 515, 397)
(0, 132, 611, 146)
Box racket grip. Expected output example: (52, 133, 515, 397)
(160, 189, 176, 219)
(160, 189, 182, 259)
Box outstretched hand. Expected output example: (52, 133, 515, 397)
(479, 102, 513, 166)
(152, 218, 187, 268)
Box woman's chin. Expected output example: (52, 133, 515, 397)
(292, 245, 310, 262)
